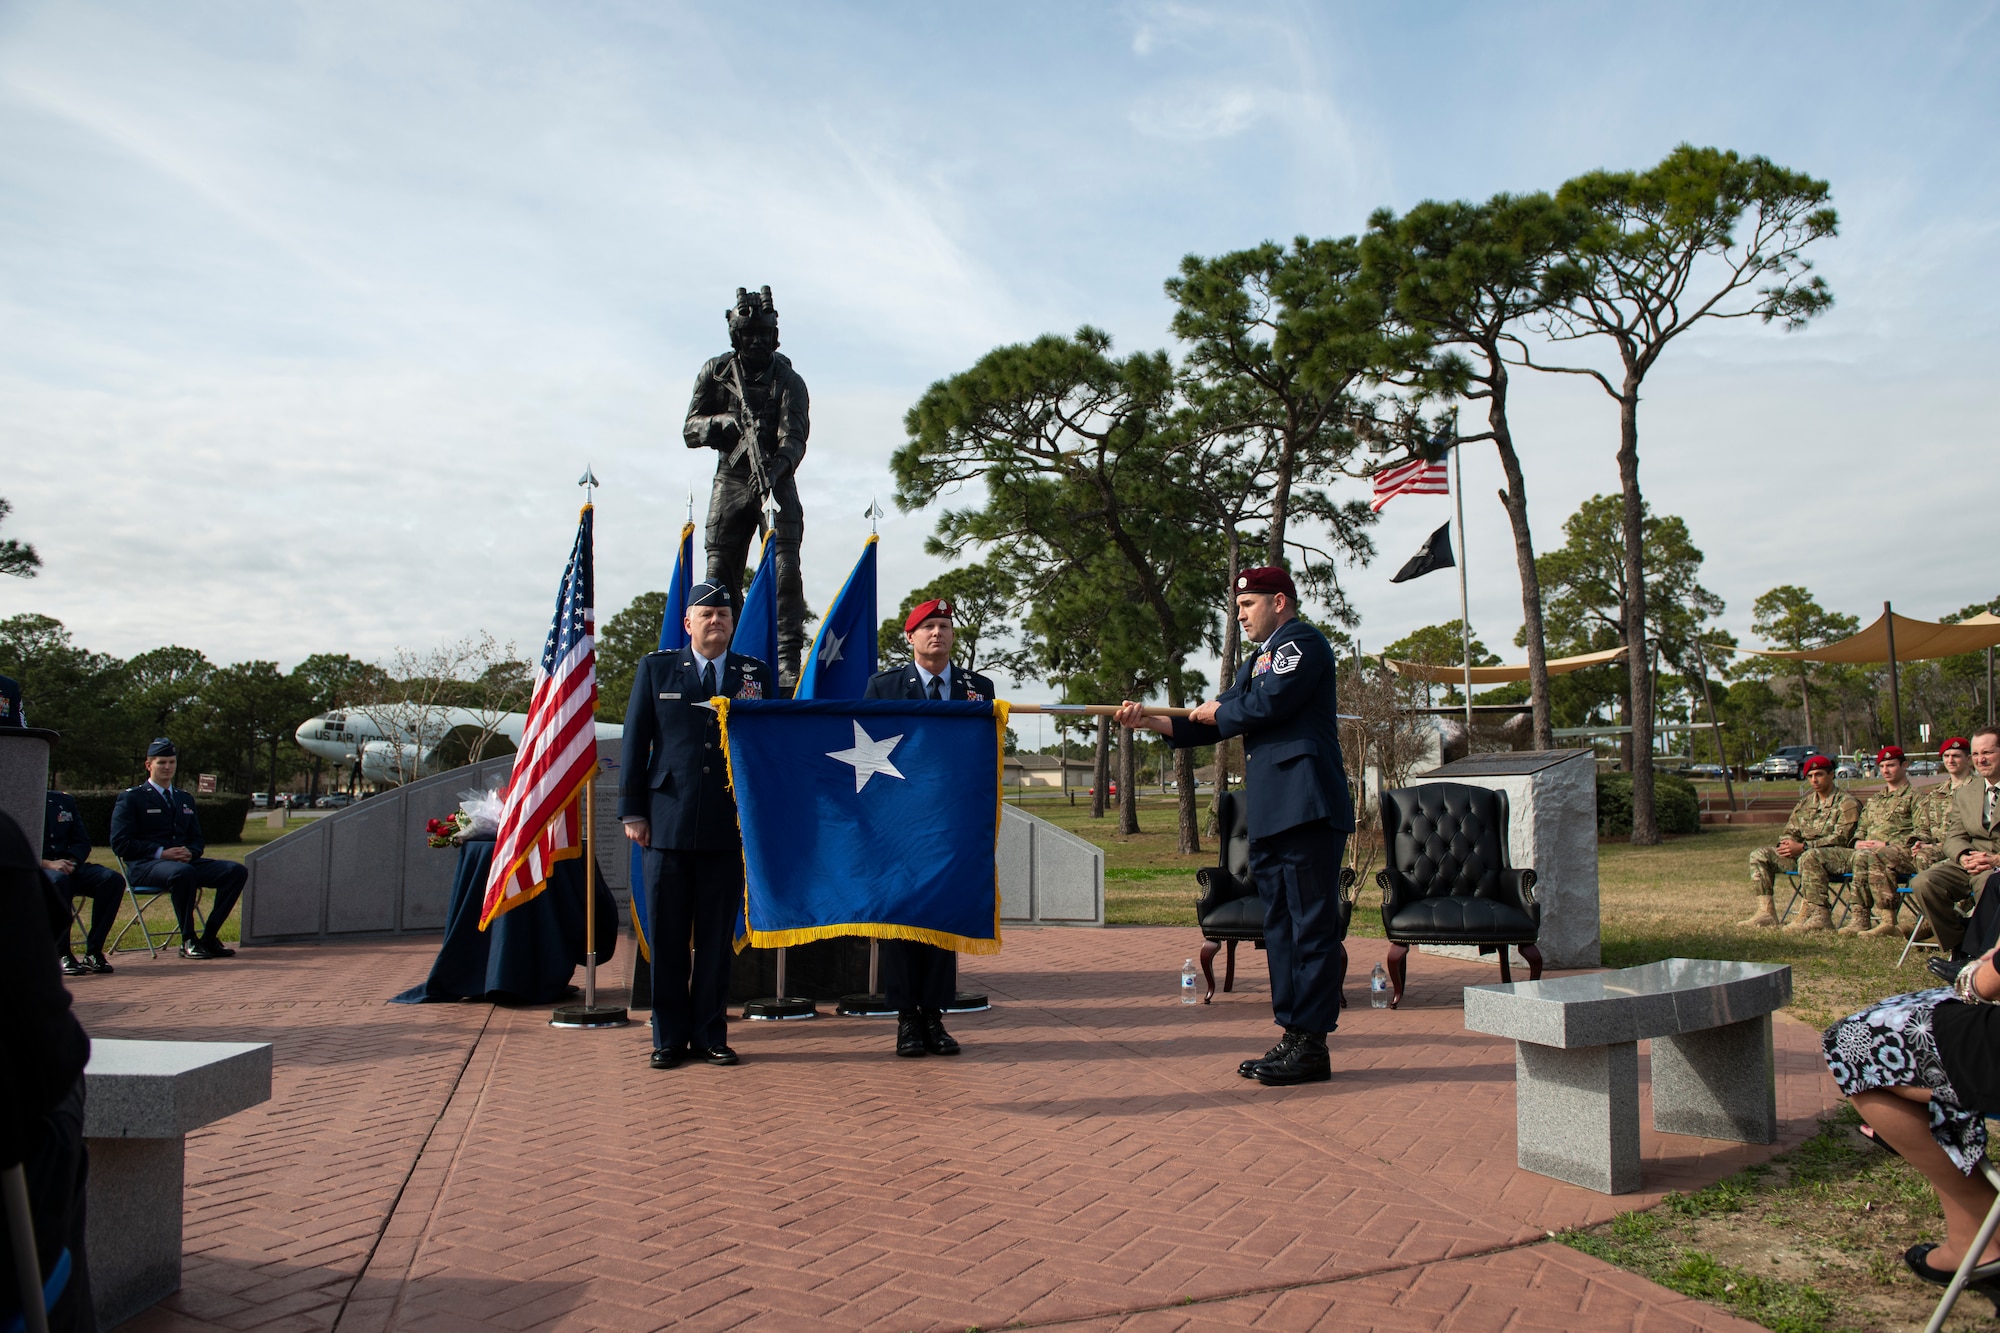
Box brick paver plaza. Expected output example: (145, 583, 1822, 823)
(73, 927, 1843, 1332)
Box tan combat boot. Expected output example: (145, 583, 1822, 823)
(1861, 905, 1902, 938)
(1785, 902, 1836, 933)
(1739, 895, 1779, 929)
(1839, 904, 1874, 936)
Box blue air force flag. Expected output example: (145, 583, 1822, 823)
(731, 532, 779, 669)
(719, 698, 1004, 954)
(793, 536, 877, 700)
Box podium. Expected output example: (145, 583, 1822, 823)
(0, 726, 57, 848)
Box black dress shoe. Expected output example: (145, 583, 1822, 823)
(60, 954, 88, 977)
(703, 1045, 740, 1066)
(199, 937, 236, 957)
(649, 1047, 684, 1070)
(86, 952, 114, 973)
(1239, 1029, 1303, 1079)
(1929, 955, 1970, 985)
(179, 940, 221, 960)
(921, 1011, 960, 1056)
(895, 1013, 927, 1057)
(1255, 1032, 1332, 1086)
(1903, 1241, 2000, 1306)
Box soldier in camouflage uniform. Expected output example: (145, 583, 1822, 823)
(1898, 737, 1976, 941)
(1798, 746, 1917, 936)
(1740, 754, 1859, 930)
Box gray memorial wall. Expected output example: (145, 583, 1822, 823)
(1416, 748, 1600, 969)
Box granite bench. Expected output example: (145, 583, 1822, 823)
(1463, 958, 1792, 1194)
(84, 1040, 272, 1328)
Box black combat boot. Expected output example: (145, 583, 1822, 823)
(1254, 1031, 1332, 1086)
(896, 1010, 927, 1058)
(920, 1009, 960, 1056)
(1238, 1028, 1303, 1080)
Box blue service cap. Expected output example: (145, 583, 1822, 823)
(687, 579, 733, 609)
(146, 737, 177, 758)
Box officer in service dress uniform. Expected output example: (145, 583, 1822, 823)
(621, 580, 777, 1070)
(1117, 566, 1353, 1087)
(43, 788, 126, 975)
(861, 598, 994, 1059)
(109, 738, 249, 959)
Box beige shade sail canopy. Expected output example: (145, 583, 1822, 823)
(1383, 645, 1628, 685)
(1711, 610, 2000, 663)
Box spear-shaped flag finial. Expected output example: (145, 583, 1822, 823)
(864, 499, 883, 534)
(577, 465, 599, 506)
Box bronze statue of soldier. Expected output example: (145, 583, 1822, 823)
(683, 286, 810, 689)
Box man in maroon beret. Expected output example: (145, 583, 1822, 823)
(862, 598, 996, 1059)
(1798, 746, 1918, 937)
(1742, 753, 1858, 930)
(1117, 565, 1353, 1087)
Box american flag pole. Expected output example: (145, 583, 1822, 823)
(1449, 420, 1473, 735)
(578, 468, 599, 1013)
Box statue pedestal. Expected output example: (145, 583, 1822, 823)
(0, 727, 57, 849)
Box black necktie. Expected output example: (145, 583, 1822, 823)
(927, 675, 943, 701)
(701, 661, 717, 698)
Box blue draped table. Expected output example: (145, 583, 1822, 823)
(392, 835, 617, 1005)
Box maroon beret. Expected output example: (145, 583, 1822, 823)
(904, 598, 952, 635)
(1234, 566, 1298, 603)
(1801, 755, 1833, 775)
(1942, 736, 1971, 755)
(1876, 745, 1905, 763)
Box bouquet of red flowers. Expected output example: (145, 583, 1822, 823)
(425, 813, 471, 849)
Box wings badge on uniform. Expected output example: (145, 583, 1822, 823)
(1271, 642, 1303, 675)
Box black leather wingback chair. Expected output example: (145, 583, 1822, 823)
(1194, 789, 1356, 1003)
(1376, 782, 1541, 1008)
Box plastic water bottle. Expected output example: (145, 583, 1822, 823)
(1181, 958, 1198, 1004)
(1370, 963, 1389, 1008)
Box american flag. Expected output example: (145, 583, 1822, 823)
(1369, 456, 1450, 512)
(481, 506, 599, 929)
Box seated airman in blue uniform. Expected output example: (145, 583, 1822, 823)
(109, 738, 249, 960)
(1118, 565, 1354, 1087)
(862, 597, 994, 1060)
(43, 788, 126, 976)
(620, 580, 776, 1071)
(0, 671, 23, 728)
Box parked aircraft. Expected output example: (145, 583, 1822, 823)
(294, 707, 623, 787)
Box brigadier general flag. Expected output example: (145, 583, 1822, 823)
(792, 535, 877, 700)
(631, 519, 697, 960)
(483, 506, 598, 929)
(717, 698, 1004, 954)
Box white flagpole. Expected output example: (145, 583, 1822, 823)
(1451, 440, 1473, 738)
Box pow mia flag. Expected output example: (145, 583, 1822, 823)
(1390, 522, 1455, 584)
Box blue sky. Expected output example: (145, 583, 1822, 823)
(1, 1, 1994, 701)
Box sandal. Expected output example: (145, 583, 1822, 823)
(1859, 1124, 1902, 1158)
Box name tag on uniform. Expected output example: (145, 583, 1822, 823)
(659, 692, 681, 699)
(147, 807, 163, 814)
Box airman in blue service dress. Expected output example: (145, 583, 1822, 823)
(44, 789, 126, 975)
(621, 580, 776, 1070)
(1126, 566, 1354, 1086)
(110, 738, 249, 959)
(862, 597, 992, 1059)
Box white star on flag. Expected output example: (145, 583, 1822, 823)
(818, 629, 845, 665)
(827, 721, 905, 792)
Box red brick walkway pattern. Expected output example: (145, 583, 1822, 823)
(70, 929, 1840, 1332)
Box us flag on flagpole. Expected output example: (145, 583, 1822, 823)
(481, 506, 599, 929)
(1369, 456, 1450, 512)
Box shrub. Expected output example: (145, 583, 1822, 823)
(1597, 771, 1700, 837)
(64, 789, 251, 848)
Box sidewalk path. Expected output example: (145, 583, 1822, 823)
(72, 928, 1836, 1332)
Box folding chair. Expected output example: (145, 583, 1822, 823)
(1778, 868, 1855, 927)
(1924, 1153, 2000, 1332)
(108, 857, 199, 959)
(1898, 876, 1940, 968)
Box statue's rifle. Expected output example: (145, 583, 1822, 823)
(726, 352, 775, 510)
